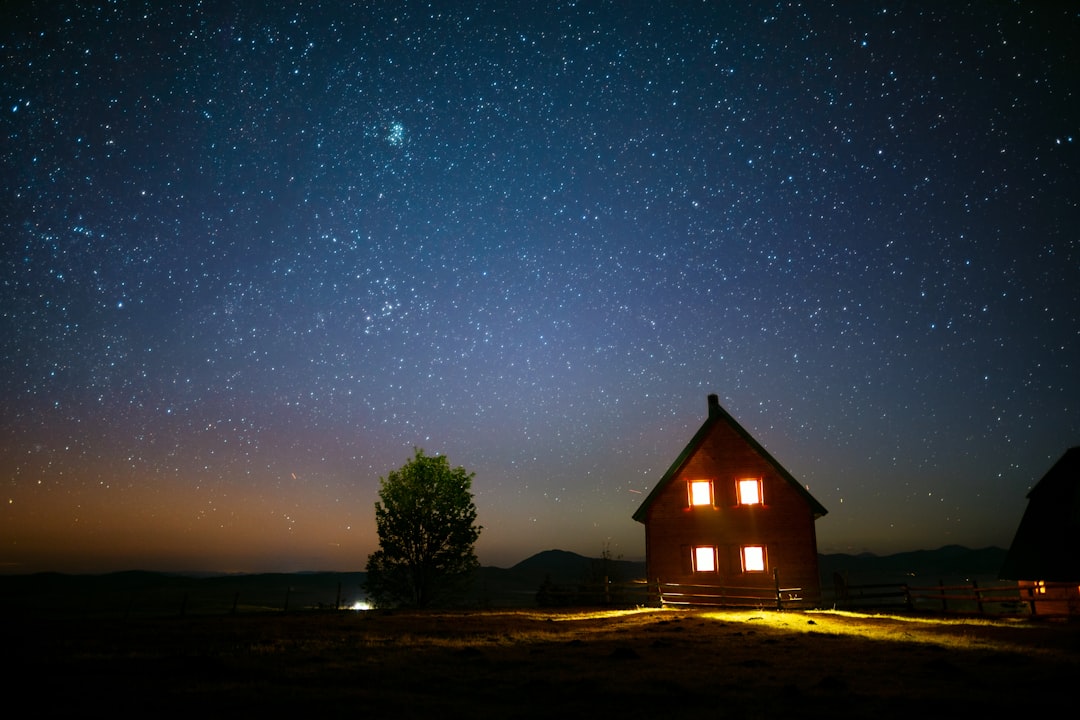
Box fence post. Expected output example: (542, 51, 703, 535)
(939, 579, 948, 612)
(833, 573, 848, 609)
(656, 578, 664, 606)
(973, 579, 984, 615)
(773, 568, 782, 610)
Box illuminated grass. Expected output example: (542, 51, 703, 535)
(692, 608, 1056, 654)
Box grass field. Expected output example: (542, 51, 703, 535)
(6, 607, 1078, 717)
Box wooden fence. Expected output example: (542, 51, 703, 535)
(656, 569, 816, 610)
(533, 576, 653, 607)
(535, 568, 817, 610)
(541, 574, 1079, 617)
(10, 570, 1076, 617)
(832, 574, 1079, 616)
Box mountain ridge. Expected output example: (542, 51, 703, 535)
(0, 544, 1007, 581)
(0, 545, 1009, 612)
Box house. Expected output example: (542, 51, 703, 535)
(999, 447, 1080, 615)
(632, 394, 828, 606)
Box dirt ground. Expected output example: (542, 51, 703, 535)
(6, 607, 1078, 718)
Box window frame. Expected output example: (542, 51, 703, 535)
(741, 545, 767, 573)
(692, 545, 718, 573)
(736, 477, 763, 506)
(688, 479, 714, 507)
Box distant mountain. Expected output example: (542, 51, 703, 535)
(0, 546, 1009, 613)
(818, 545, 1008, 585)
(471, 550, 646, 606)
(482, 545, 1011, 605)
(509, 549, 645, 584)
(499, 546, 1008, 588)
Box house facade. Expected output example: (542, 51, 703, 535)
(999, 447, 1080, 615)
(633, 394, 828, 605)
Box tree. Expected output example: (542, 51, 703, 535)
(364, 448, 482, 608)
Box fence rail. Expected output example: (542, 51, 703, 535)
(533, 576, 653, 607)
(517, 571, 818, 610)
(657, 582, 808, 610)
(832, 574, 1078, 616)
(655, 568, 817, 610)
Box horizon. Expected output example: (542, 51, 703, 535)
(0, 542, 1012, 577)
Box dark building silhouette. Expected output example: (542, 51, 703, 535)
(1000, 446, 1080, 615)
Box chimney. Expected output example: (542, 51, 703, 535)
(707, 394, 720, 417)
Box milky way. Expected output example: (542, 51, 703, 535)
(2, 2, 1077, 573)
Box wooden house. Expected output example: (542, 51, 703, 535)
(633, 394, 828, 606)
(999, 447, 1080, 615)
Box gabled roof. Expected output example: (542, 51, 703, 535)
(999, 446, 1080, 581)
(632, 395, 828, 523)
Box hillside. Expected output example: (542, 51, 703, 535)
(471, 549, 646, 606)
(818, 545, 1008, 586)
(0, 545, 1008, 613)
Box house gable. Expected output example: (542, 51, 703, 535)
(632, 394, 827, 523)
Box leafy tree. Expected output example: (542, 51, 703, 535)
(364, 449, 481, 608)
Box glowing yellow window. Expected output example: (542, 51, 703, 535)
(689, 480, 713, 506)
(693, 546, 717, 572)
(737, 478, 762, 505)
(742, 545, 765, 572)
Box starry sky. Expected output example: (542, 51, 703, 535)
(2, 2, 1078, 574)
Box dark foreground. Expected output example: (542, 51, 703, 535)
(6, 607, 1078, 718)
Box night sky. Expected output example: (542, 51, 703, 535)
(3, 2, 1077, 574)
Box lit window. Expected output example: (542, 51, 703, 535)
(1035, 581, 1046, 595)
(694, 546, 717, 572)
(742, 545, 765, 572)
(737, 478, 762, 505)
(689, 480, 713, 506)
